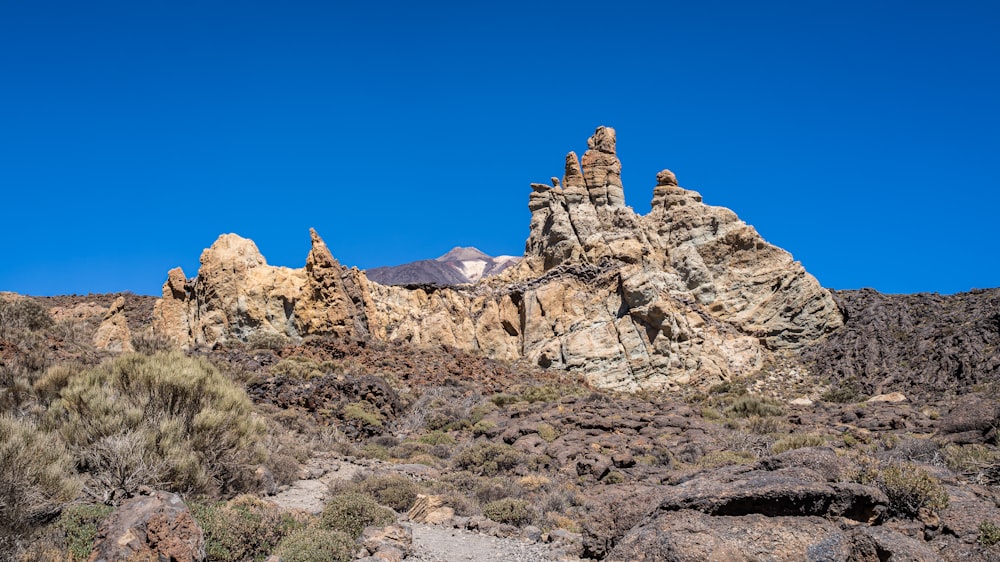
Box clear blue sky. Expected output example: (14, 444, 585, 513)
(2, 1, 997, 296)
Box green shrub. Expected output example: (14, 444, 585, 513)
(536, 423, 559, 442)
(745, 415, 785, 435)
(130, 332, 175, 355)
(942, 444, 1000, 486)
(53, 503, 115, 561)
(0, 415, 81, 537)
(417, 431, 456, 446)
(0, 297, 52, 340)
(246, 331, 289, 351)
(821, 377, 866, 403)
(342, 401, 384, 431)
(46, 352, 266, 498)
(273, 527, 354, 562)
(452, 443, 523, 476)
(482, 498, 534, 526)
(270, 357, 334, 380)
(853, 458, 949, 518)
(360, 475, 419, 512)
(727, 395, 784, 418)
(771, 433, 825, 454)
(356, 443, 390, 461)
(192, 495, 305, 562)
(319, 493, 395, 540)
(978, 521, 1000, 547)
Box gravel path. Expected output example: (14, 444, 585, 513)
(407, 523, 574, 562)
(270, 453, 581, 561)
(270, 452, 371, 513)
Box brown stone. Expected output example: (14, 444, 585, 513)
(88, 491, 204, 562)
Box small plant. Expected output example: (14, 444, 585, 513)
(360, 475, 419, 512)
(272, 527, 354, 562)
(342, 401, 385, 432)
(700, 407, 723, 420)
(0, 297, 53, 340)
(471, 419, 497, 437)
(452, 443, 523, 476)
(978, 521, 1000, 547)
(319, 493, 395, 540)
(57, 503, 115, 561)
(0, 415, 80, 538)
(417, 431, 456, 446)
(191, 495, 306, 562)
(602, 471, 626, 484)
(482, 498, 534, 526)
(727, 395, 784, 418)
(852, 458, 949, 518)
(246, 331, 289, 351)
(771, 433, 825, 454)
(270, 357, 334, 380)
(536, 423, 559, 442)
(745, 415, 785, 435)
(821, 377, 865, 403)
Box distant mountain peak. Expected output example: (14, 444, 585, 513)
(436, 247, 491, 262)
(365, 247, 521, 286)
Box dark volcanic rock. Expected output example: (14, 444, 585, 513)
(658, 463, 886, 522)
(89, 491, 204, 562)
(801, 288, 1000, 400)
(607, 510, 939, 562)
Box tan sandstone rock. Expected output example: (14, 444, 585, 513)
(152, 126, 844, 392)
(93, 296, 133, 352)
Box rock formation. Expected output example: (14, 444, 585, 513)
(153, 126, 844, 391)
(92, 296, 133, 352)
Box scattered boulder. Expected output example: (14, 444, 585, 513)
(939, 393, 1000, 444)
(89, 491, 204, 562)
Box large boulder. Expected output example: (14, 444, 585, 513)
(89, 491, 204, 562)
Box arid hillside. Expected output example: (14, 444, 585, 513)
(1, 127, 998, 561)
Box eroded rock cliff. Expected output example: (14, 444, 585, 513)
(153, 127, 843, 391)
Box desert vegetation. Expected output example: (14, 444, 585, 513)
(2, 293, 1000, 561)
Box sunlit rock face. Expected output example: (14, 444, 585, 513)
(153, 126, 842, 391)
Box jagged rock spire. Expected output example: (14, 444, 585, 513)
(581, 126, 625, 207)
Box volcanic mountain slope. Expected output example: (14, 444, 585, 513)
(364, 247, 520, 286)
(151, 126, 842, 392)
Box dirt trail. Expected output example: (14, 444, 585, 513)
(407, 523, 572, 562)
(269, 453, 579, 561)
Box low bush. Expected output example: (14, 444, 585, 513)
(360, 475, 419, 512)
(342, 401, 385, 433)
(482, 498, 534, 526)
(192, 495, 305, 562)
(978, 521, 1000, 547)
(771, 433, 825, 454)
(417, 431, 456, 446)
(47, 503, 115, 562)
(0, 415, 80, 538)
(45, 352, 266, 498)
(319, 493, 395, 540)
(0, 297, 52, 340)
(745, 415, 785, 435)
(942, 444, 1000, 486)
(727, 395, 784, 418)
(269, 357, 334, 380)
(272, 527, 354, 562)
(852, 458, 949, 518)
(452, 443, 523, 476)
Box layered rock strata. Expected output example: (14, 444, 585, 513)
(153, 127, 842, 391)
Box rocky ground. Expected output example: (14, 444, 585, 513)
(2, 290, 1000, 561)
